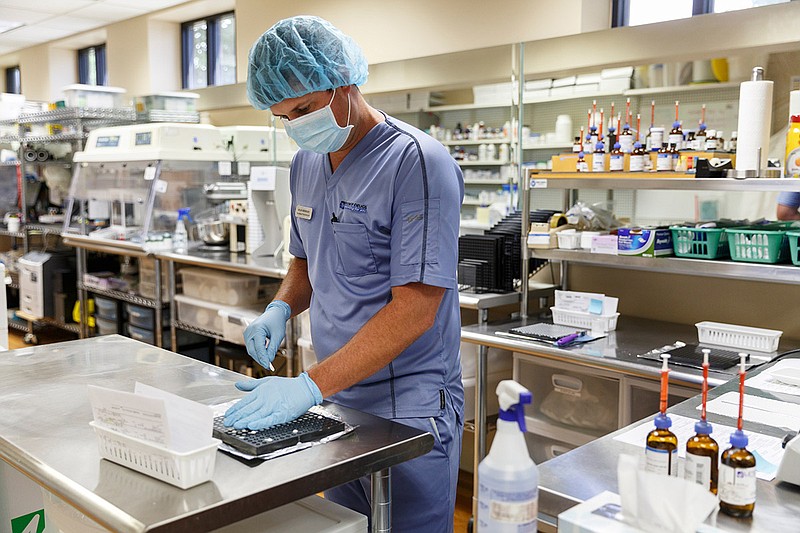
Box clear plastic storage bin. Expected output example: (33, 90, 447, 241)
(219, 306, 266, 345)
(175, 294, 225, 335)
(93, 295, 118, 320)
(523, 430, 576, 464)
(61, 84, 126, 108)
(180, 268, 261, 306)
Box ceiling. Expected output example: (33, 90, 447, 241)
(0, 0, 196, 56)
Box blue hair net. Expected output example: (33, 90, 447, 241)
(247, 16, 369, 109)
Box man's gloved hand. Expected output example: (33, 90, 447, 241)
(244, 300, 291, 369)
(223, 372, 323, 430)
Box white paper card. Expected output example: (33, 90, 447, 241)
(251, 166, 276, 190)
(705, 391, 800, 430)
(745, 359, 800, 396)
(237, 161, 251, 176)
(88, 385, 170, 446)
(143, 166, 157, 181)
(135, 382, 215, 452)
(154, 179, 168, 194)
(555, 290, 605, 313)
(218, 161, 232, 176)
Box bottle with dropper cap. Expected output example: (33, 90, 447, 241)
(719, 353, 757, 518)
(684, 349, 719, 494)
(644, 354, 678, 476)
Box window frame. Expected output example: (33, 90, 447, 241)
(5, 65, 21, 94)
(612, 0, 739, 27)
(78, 44, 107, 86)
(181, 10, 236, 89)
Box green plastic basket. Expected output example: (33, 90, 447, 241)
(725, 224, 791, 264)
(787, 230, 800, 266)
(669, 226, 729, 259)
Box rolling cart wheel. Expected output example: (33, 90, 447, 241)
(24, 333, 38, 345)
(468, 516, 473, 533)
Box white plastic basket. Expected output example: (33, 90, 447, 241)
(90, 421, 219, 489)
(557, 231, 581, 250)
(551, 307, 619, 333)
(695, 321, 782, 353)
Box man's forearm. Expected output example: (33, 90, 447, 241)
(273, 257, 313, 317)
(307, 283, 444, 398)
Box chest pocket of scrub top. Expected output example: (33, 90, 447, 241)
(332, 221, 378, 277)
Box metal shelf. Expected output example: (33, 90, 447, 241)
(173, 320, 224, 341)
(624, 81, 740, 97)
(8, 320, 27, 332)
(20, 133, 87, 143)
(440, 138, 510, 146)
(78, 283, 161, 308)
(17, 107, 136, 124)
(531, 248, 800, 285)
(137, 110, 200, 123)
(528, 172, 800, 192)
(0, 229, 24, 238)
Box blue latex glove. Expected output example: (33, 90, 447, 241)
(223, 372, 323, 430)
(244, 300, 291, 369)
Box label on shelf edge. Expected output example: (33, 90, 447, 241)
(531, 179, 548, 189)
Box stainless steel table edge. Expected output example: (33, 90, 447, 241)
(155, 251, 288, 279)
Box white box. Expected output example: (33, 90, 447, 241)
(576, 73, 602, 85)
(591, 235, 619, 255)
(601, 66, 635, 79)
(525, 79, 553, 90)
(549, 85, 576, 98)
(219, 306, 265, 345)
(574, 83, 600, 94)
(599, 78, 632, 92)
(134, 91, 199, 112)
(523, 89, 551, 101)
(0, 93, 24, 121)
(552, 76, 577, 88)
(61, 84, 126, 108)
(473, 82, 514, 105)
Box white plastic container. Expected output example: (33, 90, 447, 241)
(695, 321, 782, 352)
(134, 92, 199, 112)
(61, 84, 126, 108)
(89, 421, 219, 489)
(551, 307, 619, 332)
(180, 267, 261, 306)
(557, 231, 581, 250)
(219, 306, 264, 345)
(175, 294, 225, 335)
(580, 231, 602, 250)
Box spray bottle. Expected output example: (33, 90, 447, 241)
(477, 380, 538, 532)
(720, 353, 757, 518)
(685, 349, 719, 493)
(174, 207, 192, 252)
(645, 354, 678, 476)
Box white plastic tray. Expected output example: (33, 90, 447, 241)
(695, 321, 782, 353)
(90, 421, 219, 489)
(551, 307, 619, 332)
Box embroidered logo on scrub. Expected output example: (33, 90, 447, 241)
(339, 201, 367, 213)
(405, 213, 424, 223)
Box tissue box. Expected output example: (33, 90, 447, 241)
(558, 491, 724, 533)
(617, 227, 673, 257)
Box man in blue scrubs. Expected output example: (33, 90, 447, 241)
(223, 16, 465, 531)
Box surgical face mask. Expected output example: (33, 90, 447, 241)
(282, 89, 353, 154)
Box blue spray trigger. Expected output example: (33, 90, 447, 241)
(178, 207, 194, 223)
(499, 391, 532, 432)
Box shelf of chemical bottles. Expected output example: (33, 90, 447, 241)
(422, 82, 742, 114)
(522, 142, 573, 151)
(530, 248, 800, 286)
(527, 171, 800, 192)
(78, 282, 162, 309)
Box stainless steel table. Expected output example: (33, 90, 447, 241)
(0, 336, 434, 532)
(536, 354, 800, 532)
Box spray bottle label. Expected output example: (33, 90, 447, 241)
(478, 484, 538, 530)
(786, 147, 800, 178)
(719, 464, 756, 505)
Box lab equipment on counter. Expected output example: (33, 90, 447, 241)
(776, 430, 800, 487)
(685, 349, 720, 494)
(173, 207, 191, 252)
(477, 380, 538, 532)
(719, 354, 756, 518)
(62, 123, 237, 252)
(644, 355, 678, 476)
(213, 410, 345, 456)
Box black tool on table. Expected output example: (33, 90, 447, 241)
(213, 411, 346, 456)
(638, 343, 748, 371)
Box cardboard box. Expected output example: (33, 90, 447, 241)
(617, 227, 673, 257)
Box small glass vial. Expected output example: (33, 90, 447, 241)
(629, 141, 645, 172)
(592, 142, 606, 172)
(589, 125, 599, 150)
(717, 131, 725, 150)
(719, 430, 756, 518)
(576, 151, 589, 173)
(685, 130, 695, 151)
(685, 420, 719, 494)
(645, 413, 678, 476)
(572, 136, 582, 153)
(705, 129, 718, 151)
(619, 123, 634, 153)
(695, 123, 707, 151)
(729, 130, 738, 152)
(668, 120, 683, 149)
(609, 142, 624, 172)
(607, 126, 617, 150)
(656, 143, 673, 172)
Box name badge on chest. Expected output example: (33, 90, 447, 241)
(295, 205, 313, 220)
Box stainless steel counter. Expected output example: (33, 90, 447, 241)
(0, 336, 433, 532)
(461, 316, 799, 387)
(537, 354, 800, 532)
(156, 250, 288, 279)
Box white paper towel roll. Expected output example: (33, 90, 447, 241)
(735, 77, 773, 171)
(790, 90, 800, 117)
